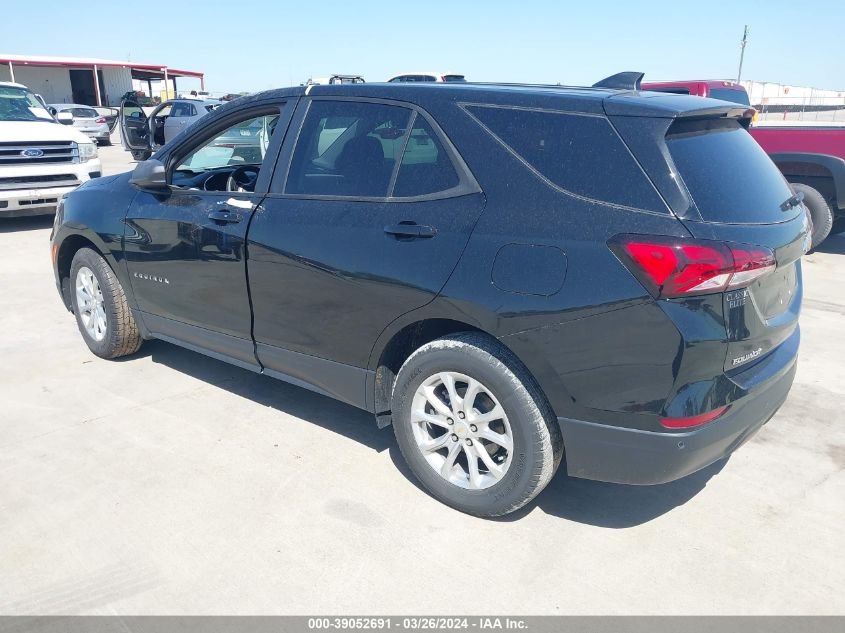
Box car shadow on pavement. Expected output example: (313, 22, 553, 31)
(142, 339, 724, 528)
(0, 215, 54, 233)
(142, 339, 392, 453)
(508, 458, 726, 528)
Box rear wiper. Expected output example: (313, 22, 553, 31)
(780, 190, 804, 212)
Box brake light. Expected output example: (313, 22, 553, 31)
(95, 117, 107, 123)
(661, 405, 729, 429)
(611, 235, 776, 298)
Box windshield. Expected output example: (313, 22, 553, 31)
(0, 86, 55, 122)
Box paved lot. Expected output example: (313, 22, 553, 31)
(1, 143, 844, 614)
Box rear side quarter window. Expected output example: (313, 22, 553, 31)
(463, 104, 667, 213)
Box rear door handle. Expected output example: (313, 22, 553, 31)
(384, 222, 437, 239)
(208, 209, 242, 224)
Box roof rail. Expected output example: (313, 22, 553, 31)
(592, 72, 644, 90)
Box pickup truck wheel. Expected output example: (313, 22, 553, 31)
(791, 183, 833, 248)
(70, 248, 142, 359)
(391, 332, 563, 517)
(131, 149, 151, 161)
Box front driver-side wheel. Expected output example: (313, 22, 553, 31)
(391, 332, 563, 517)
(70, 248, 142, 359)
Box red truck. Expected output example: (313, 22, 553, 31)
(643, 79, 845, 247)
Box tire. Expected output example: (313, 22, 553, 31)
(791, 183, 833, 248)
(831, 217, 845, 235)
(131, 149, 152, 161)
(69, 248, 142, 359)
(391, 332, 563, 517)
(100, 138, 112, 146)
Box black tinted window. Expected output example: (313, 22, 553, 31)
(69, 107, 98, 118)
(393, 117, 459, 197)
(467, 105, 665, 211)
(667, 118, 793, 224)
(286, 101, 411, 197)
(708, 88, 750, 105)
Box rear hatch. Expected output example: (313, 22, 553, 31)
(606, 90, 809, 376)
(659, 115, 808, 372)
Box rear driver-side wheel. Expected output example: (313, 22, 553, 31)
(391, 332, 563, 517)
(70, 248, 142, 359)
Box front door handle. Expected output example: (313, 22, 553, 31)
(384, 222, 437, 239)
(208, 209, 242, 224)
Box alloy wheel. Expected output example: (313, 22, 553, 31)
(75, 266, 107, 342)
(410, 372, 513, 490)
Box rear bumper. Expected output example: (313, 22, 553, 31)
(559, 351, 797, 485)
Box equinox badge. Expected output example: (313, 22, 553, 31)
(134, 272, 170, 285)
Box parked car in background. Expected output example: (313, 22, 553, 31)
(388, 72, 467, 83)
(750, 124, 845, 244)
(120, 97, 221, 160)
(52, 74, 808, 516)
(642, 78, 844, 247)
(0, 82, 101, 218)
(48, 104, 111, 145)
(305, 75, 366, 85)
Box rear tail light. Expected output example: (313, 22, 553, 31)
(95, 117, 107, 123)
(661, 405, 729, 429)
(610, 235, 776, 298)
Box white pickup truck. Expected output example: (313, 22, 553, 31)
(1, 81, 102, 218)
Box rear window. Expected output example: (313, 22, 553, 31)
(667, 118, 793, 224)
(708, 88, 750, 105)
(69, 107, 98, 118)
(466, 105, 666, 211)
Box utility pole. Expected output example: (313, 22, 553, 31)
(736, 25, 749, 83)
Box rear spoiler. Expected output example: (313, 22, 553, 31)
(675, 105, 757, 129)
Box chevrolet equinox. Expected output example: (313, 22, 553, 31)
(50, 73, 808, 517)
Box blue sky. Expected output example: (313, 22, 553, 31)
(4, 0, 844, 93)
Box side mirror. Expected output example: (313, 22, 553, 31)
(56, 112, 74, 125)
(129, 159, 169, 192)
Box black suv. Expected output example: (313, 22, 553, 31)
(51, 74, 808, 517)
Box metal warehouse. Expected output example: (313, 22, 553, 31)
(0, 54, 204, 107)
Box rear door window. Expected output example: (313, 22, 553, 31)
(466, 105, 666, 212)
(666, 118, 795, 224)
(286, 100, 412, 197)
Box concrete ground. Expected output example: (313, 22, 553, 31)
(1, 142, 843, 615)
